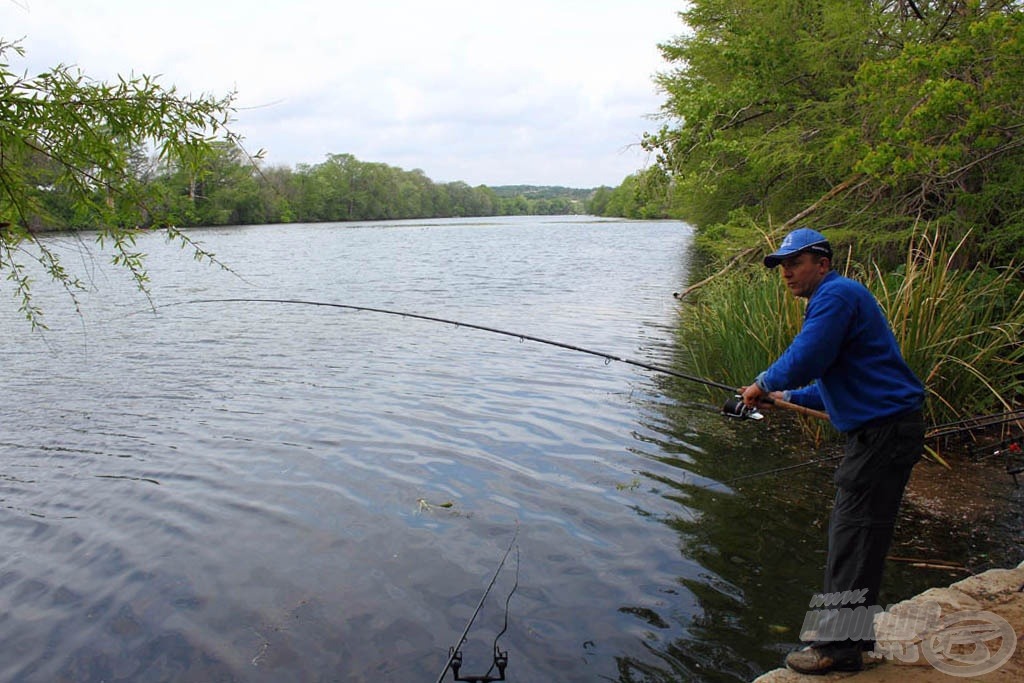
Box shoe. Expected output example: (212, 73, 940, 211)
(785, 645, 864, 675)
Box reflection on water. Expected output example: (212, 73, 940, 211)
(0, 216, 1017, 682)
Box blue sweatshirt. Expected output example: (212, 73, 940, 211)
(756, 270, 924, 432)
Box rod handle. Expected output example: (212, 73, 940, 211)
(762, 396, 830, 422)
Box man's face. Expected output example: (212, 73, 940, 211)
(778, 252, 829, 298)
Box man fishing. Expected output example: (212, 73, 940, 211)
(740, 227, 925, 675)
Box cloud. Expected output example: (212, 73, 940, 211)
(1, 0, 679, 187)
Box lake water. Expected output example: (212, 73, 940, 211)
(0, 216, 1014, 682)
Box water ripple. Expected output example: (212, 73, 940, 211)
(0, 217, 732, 682)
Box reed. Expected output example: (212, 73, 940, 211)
(679, 229, 1024, 431)
(873, 231, 1024, 422)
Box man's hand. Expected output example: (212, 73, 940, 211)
(741, 384, 785, 409)
(740, 383, 764, 408)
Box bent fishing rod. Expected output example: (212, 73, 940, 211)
(151, 298, 829, 422)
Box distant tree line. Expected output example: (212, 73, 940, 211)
(0, 36, 595, 326)
(586, 172, 672, 220)
(24, 146, 593, 231)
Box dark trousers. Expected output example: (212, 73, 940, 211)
(810, 409, 924, 650)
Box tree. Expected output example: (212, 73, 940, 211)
(586, 186, 613, 216)
(647, 0, 1024, 264)
(0, 39, 239, 325)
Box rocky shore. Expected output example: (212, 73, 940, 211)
(752, 560, 1024, 681)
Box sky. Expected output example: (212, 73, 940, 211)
(1, 0, 686, 188)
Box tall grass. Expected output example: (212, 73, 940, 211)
(874, 232, 1024, 420)
(678, 230, 1024, 431)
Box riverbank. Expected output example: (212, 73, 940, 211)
(752, 450, 1024, 681)
(752, 560, 1023, 681)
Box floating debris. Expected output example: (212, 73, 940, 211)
(416, 498, 464, 516)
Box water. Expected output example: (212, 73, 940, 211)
(0, 216, 1014, 682)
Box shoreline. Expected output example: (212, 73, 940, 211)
(752, 559, 1023, 681)
(752, 450, 1023, 681)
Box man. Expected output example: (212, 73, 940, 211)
(740, 227, 925, 675)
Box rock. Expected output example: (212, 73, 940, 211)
(950, 566, 1024, 606)
(751, 564, 1024, 681)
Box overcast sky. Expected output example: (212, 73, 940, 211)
(1, 1, 685, 188)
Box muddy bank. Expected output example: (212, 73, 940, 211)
(896, 448, 1024, 575)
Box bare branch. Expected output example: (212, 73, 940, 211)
(674, 174, 867, 300)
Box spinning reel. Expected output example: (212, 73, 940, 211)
(721, 395, 764, 421)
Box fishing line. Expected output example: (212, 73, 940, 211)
(925, 409, 1024, 440)
(720, 454, 844, 487)
(482, 544, 519, 682)
(928, 408, 1024, 432)
(719, 413, 1024, 487)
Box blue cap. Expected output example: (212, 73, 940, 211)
(763, 228, 832, 268)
